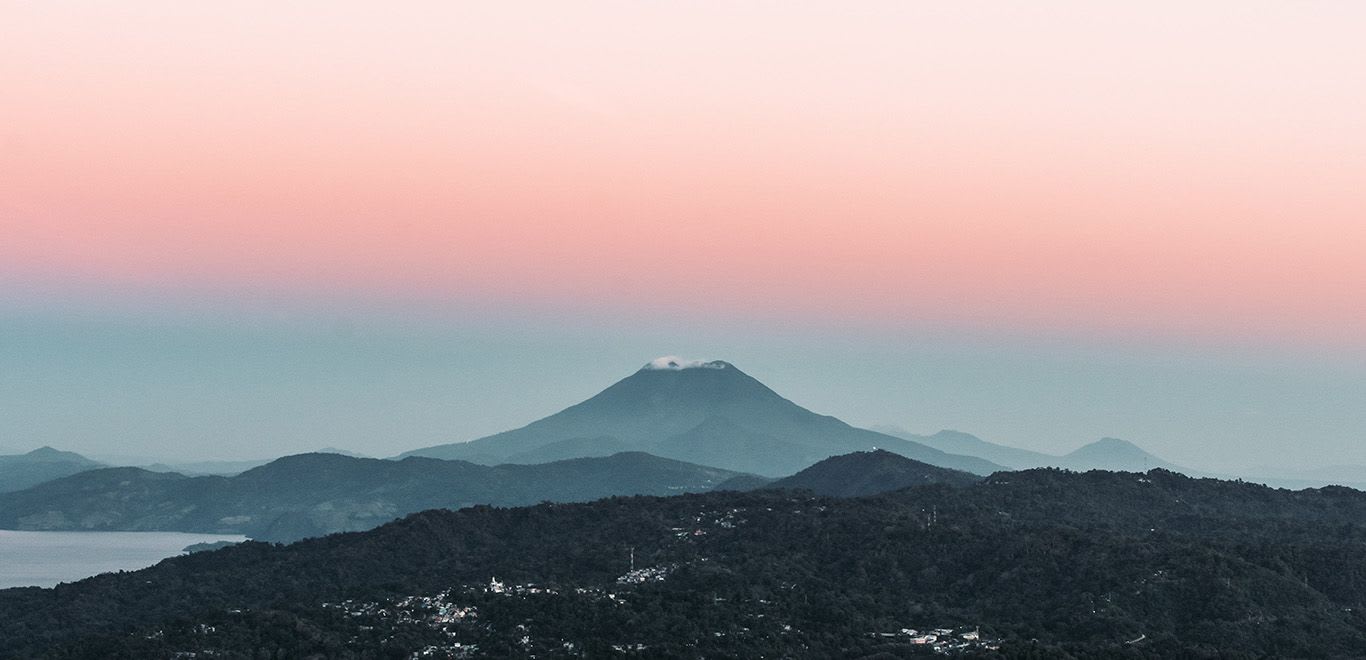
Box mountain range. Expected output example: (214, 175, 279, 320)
(876, 426, 1182, 473)
(402, 358, 1002, 476)
(0, 451, 744, 541)
(0, 449, 982, 541)
(4, 357, 1354, 533)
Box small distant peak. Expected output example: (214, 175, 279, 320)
(641, 356, 731, 371)
(870, 424, 912, 436)
(931, 430, 979, 441)
(20, 446, 92, 463)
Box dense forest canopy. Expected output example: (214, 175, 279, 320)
(3, 467, 1366, 657)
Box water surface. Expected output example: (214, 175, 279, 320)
(0, 530, 247, 589)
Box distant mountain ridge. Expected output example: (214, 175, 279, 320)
(1056, 437, 1179, 472)
(1234, 465, 1366, 491)
(403, 358, 1003, 476)
(0, 452, 746, 541)
(0, 447, 104, 494)
(135, 448, 367, 477)
(874, 428, 1058, 470)
(139, 458, 272, 476)
(876, 426, 1183, 474)
(873, 426, 1303, 488)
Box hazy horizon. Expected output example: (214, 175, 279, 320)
(3, 2, 1364, 472)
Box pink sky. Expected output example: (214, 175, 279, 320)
(3, 1, 1364, 346)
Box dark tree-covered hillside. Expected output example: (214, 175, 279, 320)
(2, 468, 1366, 658)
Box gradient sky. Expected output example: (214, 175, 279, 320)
(2, 2, 1364, 470)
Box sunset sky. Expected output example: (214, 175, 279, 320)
(2, 2, 1364, 468)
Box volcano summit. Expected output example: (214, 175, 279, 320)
(403, 357, 1001, 476)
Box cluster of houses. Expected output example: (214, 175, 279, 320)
(411, 642, 478, 659)
(871, 626, 1001, 654)
(484, 577, 557, 596)
(671, 506, 751, 539)
(617, 563, 675, 584)
(311, 504, 1007, 657)
(319, 575, 1006, 657)
(323, 590, 483, 658)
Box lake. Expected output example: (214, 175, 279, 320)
(0, 530, 248, 589)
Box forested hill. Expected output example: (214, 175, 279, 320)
(3, 468, 1366, 657)
(760, 448, 980, 495)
